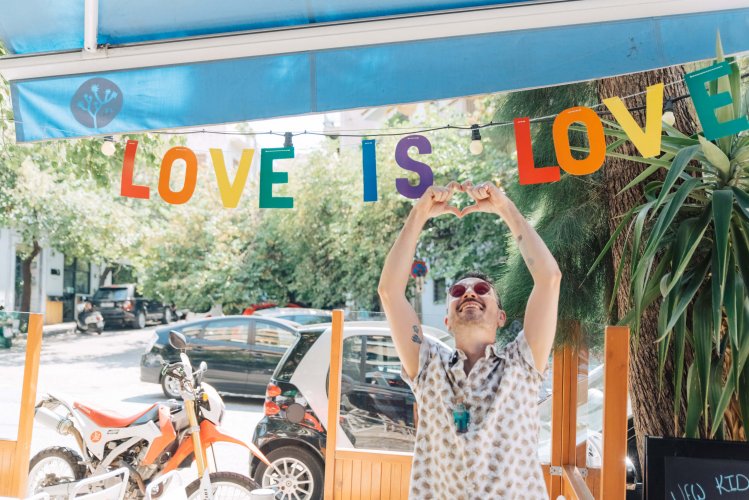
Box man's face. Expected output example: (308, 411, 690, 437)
(445, 277, 504, 331)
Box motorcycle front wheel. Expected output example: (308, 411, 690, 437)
(185, 472, 260, 500)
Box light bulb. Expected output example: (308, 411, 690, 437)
(662, 111, 676, 127)
(469, 124, 483, 155)
(101, 140, 116, 157)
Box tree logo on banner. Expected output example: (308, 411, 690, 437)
(70, 77, 123, 129)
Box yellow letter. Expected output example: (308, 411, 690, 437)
(603, 82, 664, 158)
(210, 148, 255, 209)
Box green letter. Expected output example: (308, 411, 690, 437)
(684, 61, 749, 140)
(259, 147, 294, 209)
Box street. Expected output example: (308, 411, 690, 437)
(0, 323, 265, 486)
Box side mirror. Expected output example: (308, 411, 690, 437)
(169, 330, 188, 350)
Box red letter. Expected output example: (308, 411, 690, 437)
(120, 140, 150, 199)
(514, 118, 560, 185)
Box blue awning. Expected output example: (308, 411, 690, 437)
(1, 0, 748, 142)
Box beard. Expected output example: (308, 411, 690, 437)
(453, 299, 486, 325)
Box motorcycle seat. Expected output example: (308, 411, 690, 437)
(74, 402, 159, 428)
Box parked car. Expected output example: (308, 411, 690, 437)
(253, 307, 333, 326)
(92, 284, 171, 329)
(141, 315, 301, 398)
(250, 321, 640, 500)
(249, 321, 451, 500)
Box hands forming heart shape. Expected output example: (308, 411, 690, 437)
(416, 181, 509, 219)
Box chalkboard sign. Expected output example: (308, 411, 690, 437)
(646, 436, 749, 499)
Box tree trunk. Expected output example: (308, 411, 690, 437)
(597, 66, 700, 471)
(20, 240, 41, 313)
(99, 265, 113, 287)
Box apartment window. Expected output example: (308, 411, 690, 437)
(433, 278, 446, 304)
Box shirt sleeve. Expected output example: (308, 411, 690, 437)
(503, 330, 547, 383)
(400, 334, 443, 392)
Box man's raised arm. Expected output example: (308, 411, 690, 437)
(462, 181, 561, 373)
(378, 183, 461, 380)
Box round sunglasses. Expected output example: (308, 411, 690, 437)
(449, 280, 492, 298)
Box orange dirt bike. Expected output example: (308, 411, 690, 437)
(28, 330, 270, 499)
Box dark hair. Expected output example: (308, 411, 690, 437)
(454, 271, 502, 309)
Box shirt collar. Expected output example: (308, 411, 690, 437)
(449, 342, 502, 366)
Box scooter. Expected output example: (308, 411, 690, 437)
(75, 300, 105, 335)
(28, 330, 270, 500)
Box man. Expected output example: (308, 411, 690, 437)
(378, 180, 561, 499)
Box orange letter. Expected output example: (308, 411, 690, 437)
(158, 147, 198, 205)
(553, 107, 606, 176)
(514, 118, 560, 185)
(120, 140, 150, 199)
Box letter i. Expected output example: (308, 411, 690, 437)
(362, 139, 378, 202)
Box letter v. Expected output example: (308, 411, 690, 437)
(603, 83, 664, 158)
(211, 148, 255, 208)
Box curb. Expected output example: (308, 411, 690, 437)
(42, 322, 77, 337)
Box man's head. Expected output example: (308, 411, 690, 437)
(444, 271, 506, 335)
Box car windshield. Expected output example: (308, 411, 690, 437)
(93, 288, 129, 301)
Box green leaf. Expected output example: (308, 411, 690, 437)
(712, 189, 734, 333)
(672, 314, 687, 435)
(661, 211, 711, 297)
(732, 187, 749, 222)
(732, 220, 749, 288)
(653, 146, 700, 216)
(685, 362, 703, 438)
(662, 254, 711, 336)
(617, 162, 663, 195)
(586, 204, 638, 277)
(740, 364, 749, 434)
(698, 135, 731, 179)
(692, 291, 713, 426)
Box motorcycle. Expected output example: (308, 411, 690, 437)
(75, 300, 105, 335)
(28, 330, 271, 499)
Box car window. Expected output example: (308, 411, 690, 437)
(334, 334, 416, 453)
(254, 321, 296, 349)
(178, 322, 204, 338)
(283, 314, 332, 325)
(93, 288, 128, 301)
(202, 318, 250, 343)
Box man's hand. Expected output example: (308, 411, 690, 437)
(459, 181, 510, 217)
(414, 181, 463, 219)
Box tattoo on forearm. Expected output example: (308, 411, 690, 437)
(411, 325, 422, 344)
(517, 234, 523, 242)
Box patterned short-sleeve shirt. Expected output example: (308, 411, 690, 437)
(401, 330, 548, 499)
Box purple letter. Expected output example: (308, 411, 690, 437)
(395, 135, 434, 199)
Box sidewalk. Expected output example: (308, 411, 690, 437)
(41, 322, 77, 337)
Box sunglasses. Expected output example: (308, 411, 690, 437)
(449, 280, 492, 298)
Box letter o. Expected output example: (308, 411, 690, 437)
(552, 107, 606, 176)
(158, 147, 198, 205)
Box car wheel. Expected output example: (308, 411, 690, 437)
(161, 374, 181, 399)
(254, 446, 324, 500)
(135, 311, 146, 329)
(162, 308, 172, 324)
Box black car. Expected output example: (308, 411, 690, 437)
(250, 322, 450, 500)
(93, 284, 170, 329)
(140, 315, 300, 398)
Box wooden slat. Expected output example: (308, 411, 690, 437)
(360, 458, 372, 500)
(564, 347, 579, 466)
(550, 349, 565, 498)
(341, 458, 353, 500)
(0, 314, 43, 497)
(390, 463, 401, 500)
(601, 326, 630, 500)
(380, 462, 392, 500)
(370, 462, 381, 499)
(562, 465, 595, 500)
(541, 463, 551, 496)
(586, 466, 602, 498)
(335, 449, 412, 464)
(334, 458, 343, 499)
(351, 459, 361, 499)
(400, 462, 410, 499)
(324, 310, 345, 500)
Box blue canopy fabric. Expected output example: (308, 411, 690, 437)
(2, 1, 749, 142)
